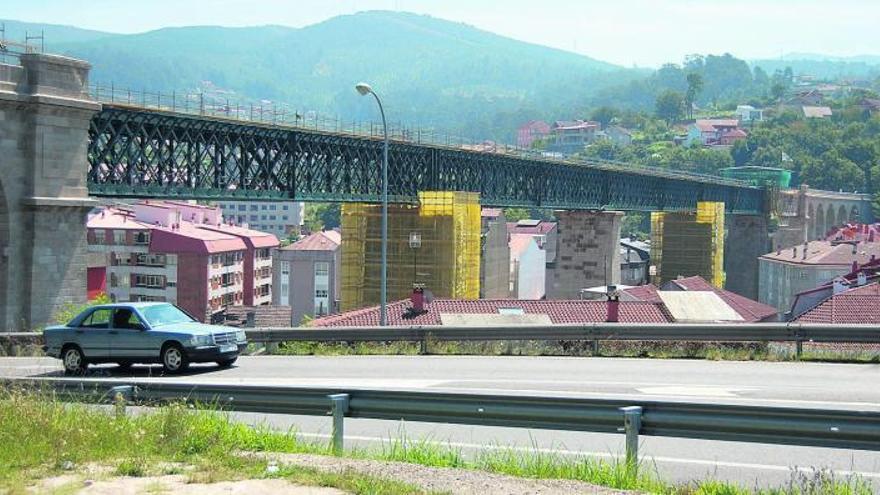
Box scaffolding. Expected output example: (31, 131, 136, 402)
(340, 192, 481, 311)
(650, 201, 725, 288)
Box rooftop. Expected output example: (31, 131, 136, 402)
(507, 220, 557, 236)
(802, 106, 833, 118)
(794, 283, 880, 324)
(282, 230, 341, 252)
(312, 298, 674, 327)
(761, 240, 880, 266)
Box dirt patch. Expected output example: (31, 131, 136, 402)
(32, 474, 345, 494)
(268, 452, 630, 495)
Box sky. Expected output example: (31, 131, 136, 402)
(6, 0, 880, 67)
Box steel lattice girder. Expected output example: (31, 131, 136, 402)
(87, 106, 767, 214)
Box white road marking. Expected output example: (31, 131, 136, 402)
(636, 386, 756, 397)
(295, 432, 880, 479)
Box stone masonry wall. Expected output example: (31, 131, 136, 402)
(546, 211, 622, 300)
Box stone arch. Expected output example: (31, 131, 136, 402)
(0, 180, 7, 329)
(808, 203, 816, 240)
(815, 204, 826, 239)
(837, 205, 848, 228)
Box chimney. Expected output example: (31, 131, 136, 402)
(852, 261, 859, 273)
(411, 287, 425, 312)
(605, 288, 620, 323)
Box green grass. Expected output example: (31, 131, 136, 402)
(0, 390, 873, 495)
(272, 339, 880, 364)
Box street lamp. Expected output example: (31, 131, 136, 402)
(355, 82, 389, 326)
(409, 231, 421, 287)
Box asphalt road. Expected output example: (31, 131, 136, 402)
(3, 355, 880, 489)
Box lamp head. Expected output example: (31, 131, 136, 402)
(355, 82, 373, 96)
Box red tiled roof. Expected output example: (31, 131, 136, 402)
(620, 284, 662, 303)
(794, 283, 880, 324)
(283, 231, 340, 252)
(312, 299, 673, 327)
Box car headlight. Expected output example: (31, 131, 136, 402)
(191, 335, 213, 346)
(236, 330, 247, 342)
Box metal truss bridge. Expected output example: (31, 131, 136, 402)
(87, 105, 766, 214)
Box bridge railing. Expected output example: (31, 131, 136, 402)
(88, 83, 755, 188)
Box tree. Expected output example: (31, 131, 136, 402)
(503, 208, 530, 222)
(655, 90, 684, 125)
(304, 203, 341, 232)
(771, 83, 786, 103)
(684, 72, 704, 118)
(590, 106, 617, 128)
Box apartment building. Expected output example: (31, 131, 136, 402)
(86, 201, 279, 322)
(273, 230, 341, 325)
(217, 201, 305, 237)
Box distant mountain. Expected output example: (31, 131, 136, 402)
(0, 19, 117, 46)
(751, 53, 880, 80)
(8, 11, 630, 141)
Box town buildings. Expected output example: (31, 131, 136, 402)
(598, 125, 633, 147)
(685, 119, 747, 147)
(758, 232, 880, 312)
(86, 201, 279, 322)
(786, 258, 880, 323)
(516, 120, 551, 148)
(548, 120, 601, 154)
(735, 105, 764, 123)
(217, 200, 304, 237)
(273, 230, 341, 325)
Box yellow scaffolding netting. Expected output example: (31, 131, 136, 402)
(650, 202, 725, 288)
(340, 192, 481, 312)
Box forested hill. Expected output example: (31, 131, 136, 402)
(3, 11, 636, 140)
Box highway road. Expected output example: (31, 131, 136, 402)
(2, 355, 880, 489)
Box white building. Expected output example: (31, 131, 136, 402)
(509, 233, 546, 300)
(218, 201, 304, 237)
(735, 105, 764, 123)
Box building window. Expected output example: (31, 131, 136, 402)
(261, 215, 267, 220)
(249, 204, 257, 211)
(133, 274, 165, 288)
(250, 215, 258, 222)
(113, 230, 126, 245)
(92, 230, 106, 245)
(315, 262, 329, 278)
(134, 231, 150, 245)
(256, 248, 271, 260)
(270, 204, 276, 211)
(261, 205, 267, 210)
(238, 205, 246, 212)
(135, 253, 166, 267)
(269, 215, 276, 221)
(282, 216, 288, 221)
(314, 261, 330, 316)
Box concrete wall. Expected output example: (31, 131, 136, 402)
(725, 215, 771, 299)
(546, 211, 622, 299)
(0, 54, 99, 330)
(479, 213, 510, 299)
(758, 257, 848, 313)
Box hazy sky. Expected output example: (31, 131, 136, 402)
(7, 0, 879, 66)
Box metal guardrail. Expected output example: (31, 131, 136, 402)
(5, 378, 879, 467)
(3, 323, 880, 357)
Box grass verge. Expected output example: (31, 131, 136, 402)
(0, 390, 873, 494)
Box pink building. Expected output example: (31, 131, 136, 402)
(687, 119, 746, 147)
(516, 120, 551, 148)
(86, 201, 279, 322)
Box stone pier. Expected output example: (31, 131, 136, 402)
(546, 210, 622, 299)
(0, 53, 99, 330)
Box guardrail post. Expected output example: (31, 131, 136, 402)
(328, 393, 350, 454)
(591, 340, 600, 356)
(795, 338, 803, 360)
(619, 406, 642, 472)
(109, 385, 134, 418)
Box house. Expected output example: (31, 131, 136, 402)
(786, 255, 880, 321)
(621, 276, 778, 322)
(509, 234, 546, 299)
(686, 119, 746, 147)
(601, 125, 633, 147)
(516, 120, 551, 148)
(859, 98, 880, 115)
(620, 238, 650, 286)
(735, 105, 764, 123)
(273, 230, 341, 325)
(801, 106, 833, 119)
(791, 282, 880, 324)
(758, 237, 880, 312)
(548, 120, 601, 155)
(786, 90, 824, 107)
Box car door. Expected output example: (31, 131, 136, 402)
(110, 307, 152, 359)
(74, 308, 112, 359)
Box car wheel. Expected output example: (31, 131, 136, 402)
(216, 357, 237, 368)
(161, 344, 189, 373)
(62, 346, 87, 375)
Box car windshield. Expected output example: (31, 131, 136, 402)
(141, 304, 195, 327)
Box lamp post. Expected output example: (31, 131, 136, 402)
(355, 82, 389, 326)
(409, 231, 421, 287)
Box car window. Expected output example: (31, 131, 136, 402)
(141, 304, 195, 327)
(81, 308, 112, 329)
(112, 308, 146, 330)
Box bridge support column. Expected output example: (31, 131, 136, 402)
(724, 215, 771, 300)
(0, 54, 99, 330)
(546, 210, 622, 299)
(650, 202, 725, 288)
